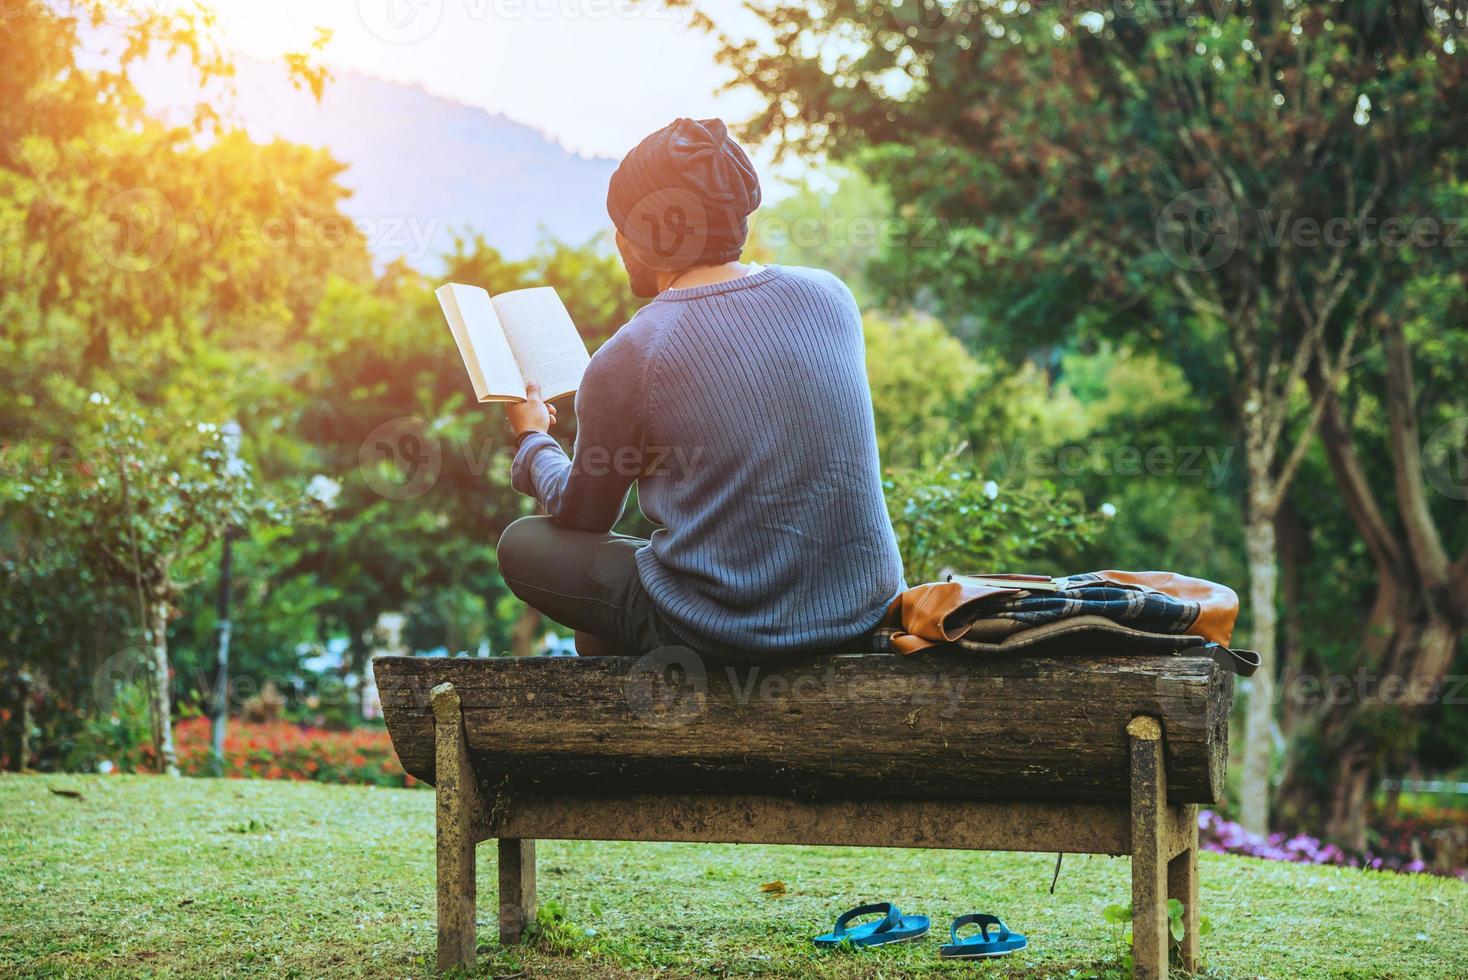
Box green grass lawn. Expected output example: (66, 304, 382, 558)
(2, 774, 1463, 978)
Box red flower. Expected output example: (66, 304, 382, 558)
(157, 720, 412, 786)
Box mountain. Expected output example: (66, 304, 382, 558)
(132, 57, 618, 268)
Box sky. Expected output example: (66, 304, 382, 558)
(161, 0, 775, 163)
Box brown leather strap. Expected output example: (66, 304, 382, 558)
(1206, 643, 1260, 678)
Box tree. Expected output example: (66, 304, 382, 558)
(864, 312, 1095, 582)
(1279, 172, 1468, 843)
(745, 170, 892, 305)
(709, 0, 1468, 834)
(6, 399, 288, 773)
(1, 0, 364, 761)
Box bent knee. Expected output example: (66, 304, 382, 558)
(496, 515, 553, 584)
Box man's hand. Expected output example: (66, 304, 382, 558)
(505, 382, 557, 440)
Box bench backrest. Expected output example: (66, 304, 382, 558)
(375, 652, 1231, 804)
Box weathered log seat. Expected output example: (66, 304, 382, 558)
(374, 651, 1233, 978)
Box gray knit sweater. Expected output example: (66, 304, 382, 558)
(511, 265, 905, 655)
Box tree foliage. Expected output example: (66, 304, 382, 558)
(710, 0, 1468, 837)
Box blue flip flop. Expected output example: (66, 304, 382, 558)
(939, 913, 1028, 958)
(812, 901, 930, 949)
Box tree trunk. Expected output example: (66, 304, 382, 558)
(1275, 502, 1309, 738)
(510, 606, 542, 658)
(1238, 444, 1279, 835)
(16, 671, 33, 772)
(1326, 614, 1460, 847)
(1276, 582, 1462, 849)
(1285, 361, 1468, 846)
(210, 530, 235, 775)
(1325, 753, 1373, 850)
(148, 598, 179, 777)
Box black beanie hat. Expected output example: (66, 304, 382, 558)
(606, 118, 761, 269)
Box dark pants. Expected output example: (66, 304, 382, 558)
(496, 516, 671, 656)
(498, 516, 882, 660)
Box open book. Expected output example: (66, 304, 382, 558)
(436, 283, 591, 403)
(950, 573, 1063, 593)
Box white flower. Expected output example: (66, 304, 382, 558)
(982, 480, 999, 500)
(1100, 502, 1118, 518)
(306, 474, 342, 508)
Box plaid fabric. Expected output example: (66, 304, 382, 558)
(868, 572, 1259, 674)
(978, 572, 1201, 636)
(869, 573, 1202, 653)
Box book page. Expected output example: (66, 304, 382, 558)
(436, 283, 526, 402)
(491, 287, 591, 401)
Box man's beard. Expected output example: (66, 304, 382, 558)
(625, 260, 659, 299)
(616, 237, 661, 298)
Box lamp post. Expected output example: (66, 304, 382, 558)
(209, 420, 242, 775)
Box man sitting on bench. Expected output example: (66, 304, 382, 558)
(499, 117, 904, 659)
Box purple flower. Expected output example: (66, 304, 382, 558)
(1194, 811, 1463, 879)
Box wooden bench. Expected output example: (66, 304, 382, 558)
(375, 651, 1233, 978)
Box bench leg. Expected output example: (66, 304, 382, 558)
(1128, 716, 1168, 980)
(1168, 804, 1200, 974)
(498, 838, 537, 944)
(431, 684, 480, 973)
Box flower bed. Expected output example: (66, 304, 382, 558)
(1199, 809, 1466, 880)
(128, 717, 418, 787)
